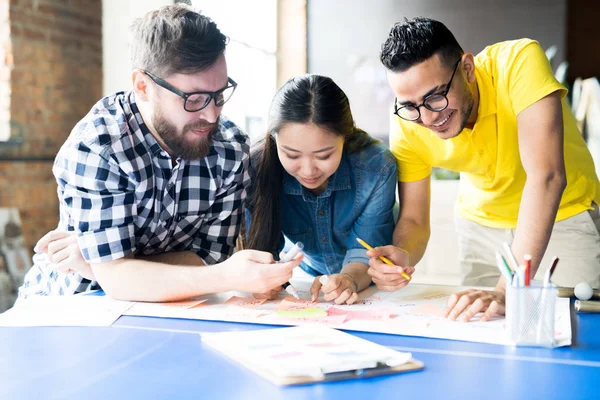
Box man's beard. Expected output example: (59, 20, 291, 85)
(152, 107, 218, 160)
(458, 89, 475, 134)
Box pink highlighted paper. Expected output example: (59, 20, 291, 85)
(273, 315, 347, 325)
(276, 297, 319, 311)
(326, 306, 392, 321)
(161, 299, 208, 309)
(224, 296, 268, 308)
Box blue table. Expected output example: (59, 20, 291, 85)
(1, 304, 599, 399)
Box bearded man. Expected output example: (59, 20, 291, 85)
(18, 4, 299, 302)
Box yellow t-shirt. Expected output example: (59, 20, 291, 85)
(389, 39, 600, 229)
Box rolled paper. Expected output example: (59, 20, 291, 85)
(575, 300, 600, 313)
(558, 287, 600, 300)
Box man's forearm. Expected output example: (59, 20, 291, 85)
(137, 251, 206, 266)
(500, 175, 565, 290)
(91, 258, 229, 302)
(393, 219, 431, 266)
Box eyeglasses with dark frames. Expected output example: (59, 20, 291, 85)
(142, 70, 237, 112)
(393, 58, 462, 121)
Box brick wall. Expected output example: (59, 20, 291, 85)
(0, 0, 10, 141)
(0, 0, 102, 250)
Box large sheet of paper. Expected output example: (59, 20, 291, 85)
(125, 281, 572, 347)
(0, 295, 133, 327)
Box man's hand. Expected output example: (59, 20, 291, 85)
(34, 230, 95, 280)
(445, 289, 506, 322)
(251, 250, 303, 300)
(222, 250, 302, 294)
(366, 245, 414, 291)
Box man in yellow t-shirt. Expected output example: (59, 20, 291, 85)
(366, 17, 600, 322)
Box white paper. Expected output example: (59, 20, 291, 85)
(0, 295, 133, 327)
(124, 281, 572, 347)
(202, 325, 413, 378)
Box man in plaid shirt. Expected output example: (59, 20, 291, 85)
(18, 4, 300, 302)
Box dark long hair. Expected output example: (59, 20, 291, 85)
(246, 74, 376, 255)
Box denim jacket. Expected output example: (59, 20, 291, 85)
(246, 141, 397, 276)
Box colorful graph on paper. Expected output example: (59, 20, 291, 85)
(124, 282, 571, 347)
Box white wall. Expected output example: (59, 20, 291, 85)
(192, 0, 277, 138)
(102, 0, 173, 95)
(411, 181, 461, 286)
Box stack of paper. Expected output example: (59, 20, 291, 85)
(202, 325, 423, 385)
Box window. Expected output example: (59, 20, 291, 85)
(192, 0, 277, 139)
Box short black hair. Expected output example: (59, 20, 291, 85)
(380, 17, 463, 72)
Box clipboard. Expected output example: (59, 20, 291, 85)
(202, 325, 424, 386)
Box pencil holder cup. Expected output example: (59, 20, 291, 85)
(506, 281, 557, 347)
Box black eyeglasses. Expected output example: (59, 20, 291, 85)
(393, 58, 461, 121)
(142, 70, 237, 112)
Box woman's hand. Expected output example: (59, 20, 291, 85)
(35, 230, 96, 280)
(310, 273, 360, 305)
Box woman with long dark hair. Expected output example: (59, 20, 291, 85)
(246, 74, 400, 305)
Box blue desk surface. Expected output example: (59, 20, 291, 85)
(1, 304, 599, 400)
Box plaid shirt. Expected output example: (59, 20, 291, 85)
(19, 91, 249, 298)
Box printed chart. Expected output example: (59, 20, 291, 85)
(125, 281, 571, 347)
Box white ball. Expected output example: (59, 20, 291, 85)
(574, 282, 594, 301)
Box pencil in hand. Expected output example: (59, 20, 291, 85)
(356, 238, 411, 281)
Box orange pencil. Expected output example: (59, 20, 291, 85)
(356, 238, 411, 281)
